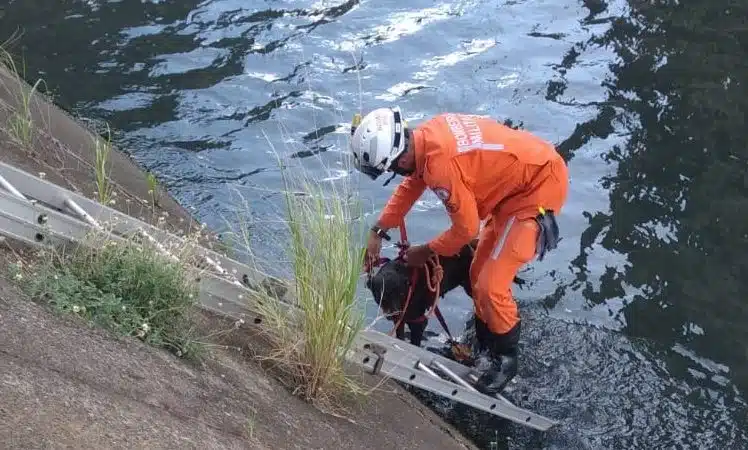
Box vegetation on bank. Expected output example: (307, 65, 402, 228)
(7, 228, 206, 360)
(0, 45, 371, 414)
(1, 43, 205, 361)
(238, 148, 369, 410)
(0, 46, 48, 151)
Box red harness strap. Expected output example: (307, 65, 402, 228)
(384, 221, 416, 336)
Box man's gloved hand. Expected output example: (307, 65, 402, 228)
(405, 243, 434, 267)
(365, 229, 383, 269)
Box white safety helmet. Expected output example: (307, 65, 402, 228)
(349, 106, 408, 180)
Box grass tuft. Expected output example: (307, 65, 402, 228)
(147, 171, 160, 211)
(93, 123, 114, 205)
(232, 129, 369, 413)
(0, 46, 48, 150)
(9, 228, 206, 361)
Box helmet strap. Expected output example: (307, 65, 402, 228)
(382, 172, 397, 186)
(382, 151, 414, 186)
(383, 129, 413, 186)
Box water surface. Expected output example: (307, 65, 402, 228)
(1, 0, 746, 448)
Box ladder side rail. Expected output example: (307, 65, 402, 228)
(0, 173, 28, 200)
(359, 351, 558, 431)
(0, 162, 263, 290)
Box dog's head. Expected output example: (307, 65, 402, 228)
(366, 258, 411, 320)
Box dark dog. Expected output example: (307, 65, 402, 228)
(366, 242, 476, 347)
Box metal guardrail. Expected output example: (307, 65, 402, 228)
(0, 161, 559, 432)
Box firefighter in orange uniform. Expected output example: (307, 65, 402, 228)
(350, 106, 569, 395)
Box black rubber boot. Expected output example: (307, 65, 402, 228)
(471, 349, 518, 396)
(469, 317, 521, 396)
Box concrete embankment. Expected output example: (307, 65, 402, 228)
(0, 65, 477, 450)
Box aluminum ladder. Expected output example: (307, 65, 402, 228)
(0, 161, 559, 432)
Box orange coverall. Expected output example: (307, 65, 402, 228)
(377, 113, 569, 337)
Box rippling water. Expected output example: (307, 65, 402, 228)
(2, 0, 747, 448)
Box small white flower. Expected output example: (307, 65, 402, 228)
(13, 273, 22, 281)
(176, 350, 183, 357)
(72, 305, 81, 313)
(141, 323, 150, 333)
(109, 199, 116, 205)
(122, 305, 126, 311)
(38, 172, 46, 179)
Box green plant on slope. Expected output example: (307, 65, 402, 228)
(17, 231, 204, 360)
(0, 48, 47, 150)
(93, 123, 114, 205)
(246, 143, 368, 411)
(285, 175, 367, 400)
(146, 171, 159, 211)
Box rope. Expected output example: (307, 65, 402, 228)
(389, 270, 417, 337)
(423, 253, 444, 317)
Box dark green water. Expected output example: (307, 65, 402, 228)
(1, 0, 746, 448)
